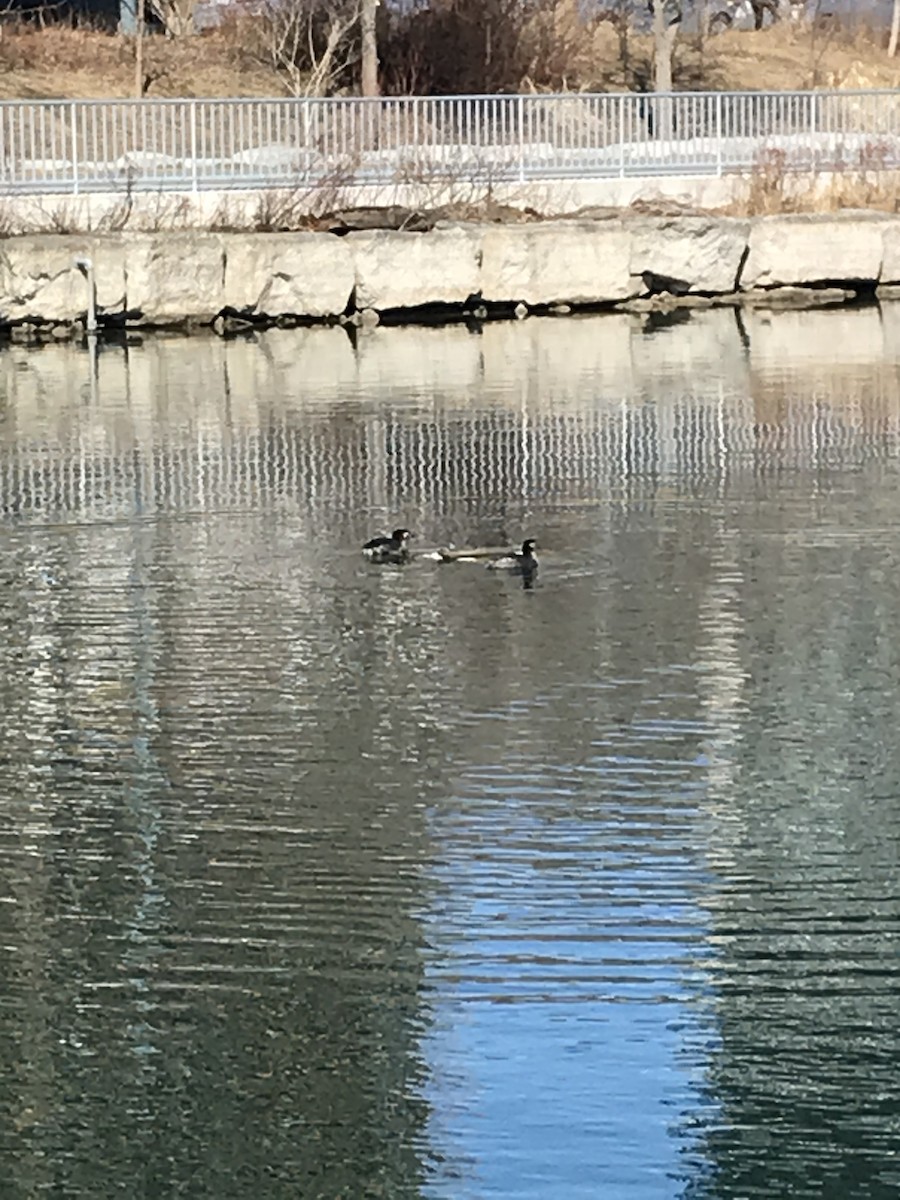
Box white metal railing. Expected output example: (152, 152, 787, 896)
(0, 90, 899, 195)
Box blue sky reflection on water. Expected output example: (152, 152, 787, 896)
(421, 762, 720, 1200)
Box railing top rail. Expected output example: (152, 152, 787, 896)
(0, 87, 900, 111)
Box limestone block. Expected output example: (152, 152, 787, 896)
(222, 233, 354, 317)
(0, 235, 126, 323)
(348, 225, 482, 311)
(876, 217, 900, 284)
(630, 216, 750, 294)
(741, 214, 885, 289)
(480, 221, 637, 305)
(125, 233, 225, 322)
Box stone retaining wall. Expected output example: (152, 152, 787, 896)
(2, 211, 899, 333)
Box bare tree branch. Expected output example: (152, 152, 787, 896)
(147, 0, 196, 38)
(257, 0, 361, 97)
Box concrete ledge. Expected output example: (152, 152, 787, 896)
(2, 211, 899, 332)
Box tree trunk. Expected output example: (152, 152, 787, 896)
(135, 0, 145, 97)
(698, 0, 711, 41)
(360, 0, 379, 96)
(890, 0, 900, 58)
(652, 3, 675, 94)
(652, 2, 677, 141)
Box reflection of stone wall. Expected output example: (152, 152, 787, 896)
(3, 307, 900, 521)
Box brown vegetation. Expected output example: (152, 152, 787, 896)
(1, 7, 900, 101)
(734, 143, 900, 216)
(0, 24, 276, 99)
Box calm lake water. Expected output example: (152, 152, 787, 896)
(2, 306, 900, 1199)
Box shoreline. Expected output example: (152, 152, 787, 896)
(3, 210, 900, 338)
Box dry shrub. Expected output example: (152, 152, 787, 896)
(742, 146, 792, 215)
(378, 0, 613, 96)
(735, 140, 900, 216)
(517, 0, 609, 92)
(206, 160, 357, 231)
(0, 199, 15, 239)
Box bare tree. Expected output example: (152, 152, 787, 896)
(147, 0, 197, 37)
(360, 0, 379, 94)
(749, 0, 779, 28)
(599, 0, 635, 84)
(259, 0, 361, 96)
(890, 0, 900, 57)
(703, 0, 790, 31)
(135, 0, 145, 97)
(651, 0, 680, 94)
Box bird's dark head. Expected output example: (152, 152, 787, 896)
(392, 528, 413, 543)
(522, 538, 537, 555)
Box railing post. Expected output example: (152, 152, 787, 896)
(190, 101, 198, 193)
(518, 93, 525, 183)
(619, 95, 626, 180)
(716, 91, 723, 177)
(71, 101, 79, 196)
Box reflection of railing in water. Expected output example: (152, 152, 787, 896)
(3, 394, 900, 521)
(4, 310, 900, 521)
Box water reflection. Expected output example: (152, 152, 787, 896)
(1, 307, 900, 1198)
(4, 306, 900, 528)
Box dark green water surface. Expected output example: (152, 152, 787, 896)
(1, 307, 899, 1199)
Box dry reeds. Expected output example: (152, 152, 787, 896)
(733, 140, 900, 216)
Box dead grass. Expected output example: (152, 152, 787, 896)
(711, 26, 900, 92)
(0, 24, 279, 99)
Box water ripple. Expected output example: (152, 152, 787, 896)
(3, 313, 900, 1199)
